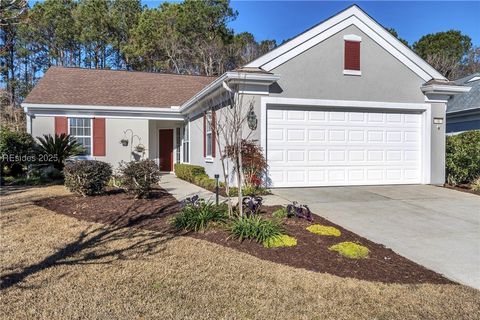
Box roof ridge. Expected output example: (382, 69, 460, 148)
(48, 66, 217, 79)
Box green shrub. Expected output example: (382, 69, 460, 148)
(229, 216, 284, 243)
(36, 134, 83, 170)
(174, 163, 206, 182)
(446, 131, 480, 185)
(329, 242, 369, 259)
(172, 201, 228, 232)
(119, 160, 161, 198)
(263, 234, 297, 248)
(64, 160, 112, 196)
(272, 207, 288, 219)
(306, 224, 341, 237)
(0, 128, 36, 176)
(228, 186, 270, 197)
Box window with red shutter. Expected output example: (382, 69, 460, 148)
(344, 40, 360, 71)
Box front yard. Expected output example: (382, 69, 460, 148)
(1, 185, 479, 319)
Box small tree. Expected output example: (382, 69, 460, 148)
(202, 75, 258, 216)
(36, 134, 83, 170)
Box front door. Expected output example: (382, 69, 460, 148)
(159, 129, 173, 172)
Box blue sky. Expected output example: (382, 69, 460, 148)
(143, 1, 480, 47)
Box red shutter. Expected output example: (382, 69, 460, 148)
(211, 110, 216, 158)
(344, 40, 360, 70)
(203, 114, 206, 157)
(54, 116, 68, 135)
(92, 118, 106, 156)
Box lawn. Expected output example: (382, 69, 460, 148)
(1, 185, 479, 319)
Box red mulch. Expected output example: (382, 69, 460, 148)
(35, 188, 454, 285)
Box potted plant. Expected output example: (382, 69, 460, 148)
(120, 138, 129, 146)
(134, 144, 145, 153)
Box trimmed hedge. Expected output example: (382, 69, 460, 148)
(446, 130, 480, 185)
(174, 163, 206, 182)
(64, 160, 112, 196)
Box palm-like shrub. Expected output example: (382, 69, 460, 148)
(172, 201, 228, 232)
(229, 215, 284, 243)
(36, 134, 83, 170)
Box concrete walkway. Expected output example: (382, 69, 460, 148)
(265, 185, 480, 289)
(160, 174, 225, 203)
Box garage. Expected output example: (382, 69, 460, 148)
(266, 106, 425, 187)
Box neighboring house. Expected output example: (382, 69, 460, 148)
(23, 5, 469, 188)
(446, 73, 480, 134)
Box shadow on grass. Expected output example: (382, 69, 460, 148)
(1, 190, 186, 291)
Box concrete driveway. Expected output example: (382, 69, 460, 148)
(269, 185, 480, 289)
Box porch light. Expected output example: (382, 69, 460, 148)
(247, 105, 257, 130)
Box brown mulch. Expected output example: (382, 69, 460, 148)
(35, 188, 453, 285)
(442, 183, 480, 196)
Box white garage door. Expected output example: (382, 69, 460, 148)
(267, 107, 423, 187)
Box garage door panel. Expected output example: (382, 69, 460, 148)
(267, 108, 423, 187)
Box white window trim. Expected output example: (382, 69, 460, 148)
(205, 111, 213, 160)
(68, 117, 93, 157)
(260, 96, 432, 185)
(182, 121, 190, 164)
(343, 34, 362, 42)
(343, 70, 362, 76)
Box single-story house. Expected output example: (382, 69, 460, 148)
(23, 5, 469, 188)
(446, 73, 480, 134)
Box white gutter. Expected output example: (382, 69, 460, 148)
(421, 84, 471, 96)
(23, 103, 181, 113)
(179, 71, 280, 114)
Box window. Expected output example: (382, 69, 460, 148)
(182, 123, 189, 163)
(205, 112, 213, 158)
(175, 127, 181, 163)
(343, 34, 361, 76)
(69, 118, 92, 155)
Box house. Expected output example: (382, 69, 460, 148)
(446, 73, 480, 134)
(23, 5, 469, 188)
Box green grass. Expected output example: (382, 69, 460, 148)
(263, 234, 297, 248)
(329, 242, 369, 259)
(272, 207, 288, 219)
(229, 215, 284, 243)
(306, 224, 341, 237)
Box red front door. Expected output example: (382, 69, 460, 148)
(159, 129, 173, 171)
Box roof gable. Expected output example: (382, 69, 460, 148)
(245, 5, 445, 82)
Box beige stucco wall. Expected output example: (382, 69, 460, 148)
(31, 116, 54, 140)
(94, 118, 149, 168)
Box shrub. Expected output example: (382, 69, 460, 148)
(263, 234, 297, 248)
(119, 160, 161, 198)
(306, 224, 341, 237)
(329, 242, 369, 259)
(229, 216, 284, 243)
(446, 130, 480, 185)
(228, 185, 270, 197)
(172, 200, 228, 232)
(0, 128, 36, 176)
(36, 134, 83, 170)
(64, 160, 112, 196)
(225, 140, 268, 187)
(287, 201, 313, 221)
(272, 207, 288, 219)
(174, 163, 206, 182)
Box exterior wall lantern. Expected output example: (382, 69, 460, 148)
(247, 104, 257, 130)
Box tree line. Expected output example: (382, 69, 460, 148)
(1, 0, 479, 130)
(0, 0, 276, 109)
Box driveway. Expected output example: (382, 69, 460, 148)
(269, 185, 480, 289)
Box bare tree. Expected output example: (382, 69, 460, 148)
(201, 75, 256, 216)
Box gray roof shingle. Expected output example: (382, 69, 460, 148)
(446, 73, 480, 114)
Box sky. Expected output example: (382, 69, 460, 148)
(143, 1, 480, 47)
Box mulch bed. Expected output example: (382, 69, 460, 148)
(442, 183, 480, 196)
(35, 188, 453, 285)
